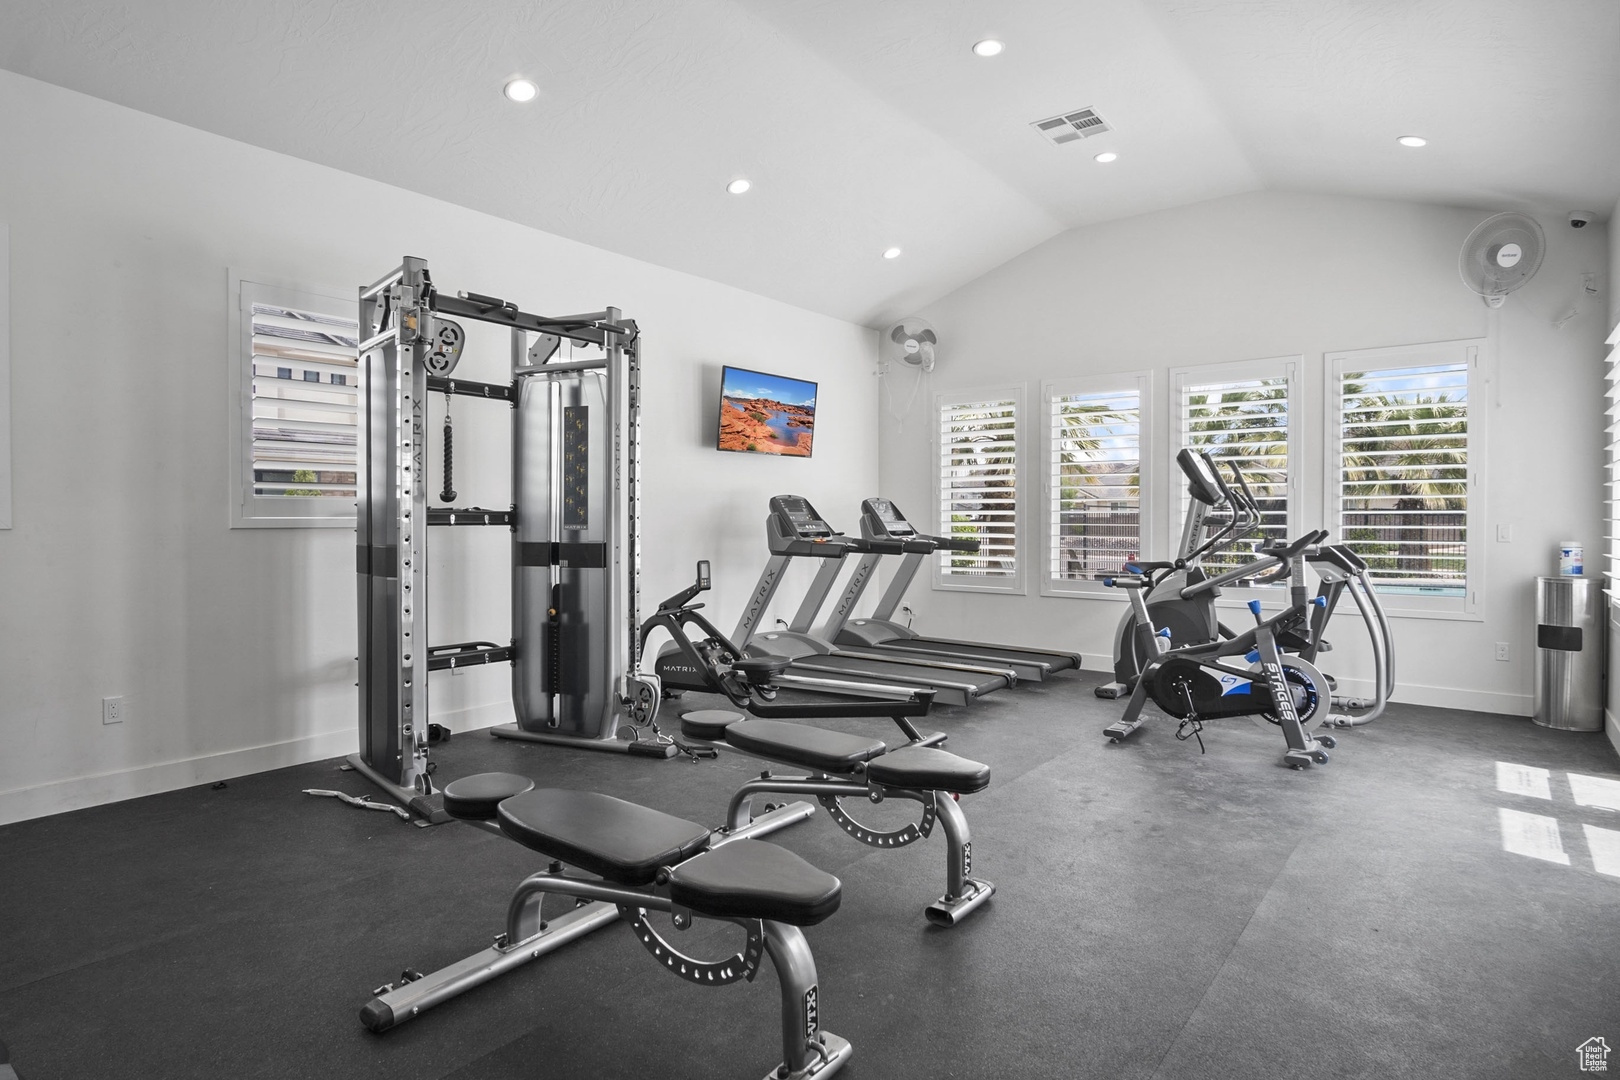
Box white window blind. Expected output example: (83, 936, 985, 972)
(1339, 361, 1470, 596)
(250, 304, 359, 495)
(231, 276, 359, 527)
(1179, 366, 1293, 574)
(937, 391, 1019, 586)
(1603, 322, 1620, 585)
(1048, 382, 1142, 583)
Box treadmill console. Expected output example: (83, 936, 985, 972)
(769, 495, 835, 539)
(861, 498, 918, 538)
(1177, 448, 1225, 507)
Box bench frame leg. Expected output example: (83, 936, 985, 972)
(361, 869, 850, 1078)
(710, 761, 993, 927)
(763, 921, 853, 1080)
(923, 790, 996, 927)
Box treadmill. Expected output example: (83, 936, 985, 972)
(816, 498, 1082, 681)
(733, 496, 1018, 707)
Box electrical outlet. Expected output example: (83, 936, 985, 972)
(1494, 642, 1511, 662)
(102, 696, 125, 724)
(1496, 524, 1513, 543)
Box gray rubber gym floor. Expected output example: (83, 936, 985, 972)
(2, 673, 1618, 1080)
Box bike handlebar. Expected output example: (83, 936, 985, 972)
(1257, 528, 1328, 564)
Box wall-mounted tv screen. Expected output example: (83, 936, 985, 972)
(717, 366, 817, 458)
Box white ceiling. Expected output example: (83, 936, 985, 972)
(3, 0, 1616, 327)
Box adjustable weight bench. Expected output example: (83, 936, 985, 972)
(680, 710, 996, 927)
(362, 774, 852, 1080)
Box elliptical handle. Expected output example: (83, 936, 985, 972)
(1230, 462, 1262, 520)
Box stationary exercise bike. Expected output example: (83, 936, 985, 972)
(1097, 449, 1394, 729)
(1103, 529, 1341, 768)
(1095, 448, 1264, 699)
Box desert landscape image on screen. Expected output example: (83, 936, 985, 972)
(718, 367, 817, 457)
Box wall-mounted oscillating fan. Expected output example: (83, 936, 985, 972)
(1459, 212, 1545, 307)
(883, 319, 938, 372)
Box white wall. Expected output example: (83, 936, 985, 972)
(0, 70, 879, 824)
(879, 190, 1612, 716)
(1611, 194, 1620, 328)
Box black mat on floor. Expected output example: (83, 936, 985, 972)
(1, 675, 1617, 1079)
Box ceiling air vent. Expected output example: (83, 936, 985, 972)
(1031, 107, 1111, 146)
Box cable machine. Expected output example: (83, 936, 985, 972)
(346, 257, 669, 824)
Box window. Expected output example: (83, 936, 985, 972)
(1327, 340, 1483, 613)
(1043, 374, 1150, 595)
(935, 386, 1024, 593)
(229, 275, 360, 527)
(1608, 320, 1620, 587)
(1173, 358, 1298, 576)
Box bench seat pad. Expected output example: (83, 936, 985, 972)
(864, 746, 991, 794)
(669, 839, 842, 926)
(443, 772, 535, 821)
(679, 709, 747, 742)
(497, 789, 711, 886)
(722, 719, 887, 773)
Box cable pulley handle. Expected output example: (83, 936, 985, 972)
(439, 391, 457, 503)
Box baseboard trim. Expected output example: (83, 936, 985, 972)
(1329, 677, 1530, 717)
(1079, 658, 1533, 718)
(0, 700, 514, 827)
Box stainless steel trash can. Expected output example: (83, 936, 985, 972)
(1533, 576, 1603, 730)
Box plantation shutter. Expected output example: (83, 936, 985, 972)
(939, 394, 1018, 579)
(249, 302, 360, 498)
(1605, 322, 1620, 586)
(1049, 385, 1141, 580)
(1179, 370, 1292, 574)
(1339, 362, 1470, 596)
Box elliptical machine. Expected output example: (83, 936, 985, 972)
(1102, 530, 1341, 768)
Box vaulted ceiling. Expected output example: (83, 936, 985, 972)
(4, 0, 1616, 326)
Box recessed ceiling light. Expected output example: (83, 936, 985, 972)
(972, 39, 1003, 57)
(1094, 151, 1118, 163)
(1397, 135, 1427, 148)
(726, 178, 751, 195)
(883, 247, 903, 260)
(504, 78, 538, 103)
